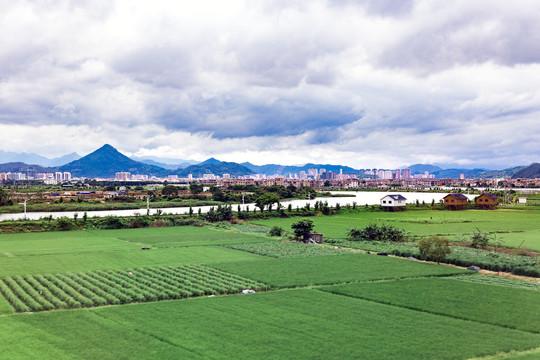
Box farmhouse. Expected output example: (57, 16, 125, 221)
(475, 193, 499, 210)
(380, 194, 407, 211)
(443, 193, 468, 210)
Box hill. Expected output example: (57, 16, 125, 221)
(0, 162, 54, 174)
(59, 144, 169, 178)
(0, 150, 80, 167)
(512, 163, 540, 179)
(407, 164, 443, 175)
(432, 168, 487, 179)
(475, 166, 526, 179)
(241, 162, 361, 176)
(175, 161, 254, 178)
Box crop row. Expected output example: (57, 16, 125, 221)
(450, 275, 540, 292)
(0, 265, 267, 313)
(325, 239, 539, 277)
(224, 241, 351, 258)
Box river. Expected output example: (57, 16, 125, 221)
(0, 191, 476, 222)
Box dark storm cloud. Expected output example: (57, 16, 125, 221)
(156, 93, 361, 138)
(377, 2, 540, 73)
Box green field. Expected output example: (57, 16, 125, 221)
(321, 277, 540, 333)
(212, 254, 468, 288)
(250, 209, 540, 251)
(1, 290, 539, 360)
(0, 224, 539, 359)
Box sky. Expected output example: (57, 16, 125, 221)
(0, 0, 539, 169)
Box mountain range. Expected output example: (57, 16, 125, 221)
(0, 150, 80, 167)
(0, 145, 538, 179)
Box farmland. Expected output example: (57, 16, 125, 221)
(250, 208, 540, 251)
(0, 223, 539, 359)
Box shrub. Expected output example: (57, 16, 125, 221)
(269, 226, 283, 237)
(55, 217, 76, 231)
(98, 216, 125, 229)
(291, 219, 314, 241)
(471, 229, 491, 249)
(347, 223, 406, 242)
(418, 235, 451, 263)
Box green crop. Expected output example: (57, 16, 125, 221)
(0, 265, 267, 313)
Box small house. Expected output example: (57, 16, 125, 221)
(475, 193, 499, 210)
(380, 194, 407, 211)
(309, 233, 324, 244)
(443, 193, 468, 210)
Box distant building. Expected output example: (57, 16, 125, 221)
(401, 168, 411, 179)
(63, 172, 71, 181)
(475, 193, 499, 210)
(443, 193, 468, 210)
(115, 172, 131, 181)
(380, 194, 407, 211)
(55, 172, 63, 182)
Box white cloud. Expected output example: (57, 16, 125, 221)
(0, 0, 539, 169)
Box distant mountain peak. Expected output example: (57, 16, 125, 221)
(96, 144, 117, 152)
(200, 157, 221, 165)
(58, 144, 168, 178)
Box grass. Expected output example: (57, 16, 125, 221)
(321, 277, 540, 333)
(250, 208, 540, 251)
(0, 245, 262, 278)
(212, 253, 469, 288)
(0, 225, 272, 277)
(0, 221, 538, 359)
(451, 274, 540, 291)
(1, 289, 539, 359)
(111, 225, 270, 248)
(325, 239, 539, 277)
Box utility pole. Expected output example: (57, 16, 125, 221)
(147, 196, 150, 215)
(24, 198, 27, 220)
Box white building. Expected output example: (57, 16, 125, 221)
(380, 194, 407, 211)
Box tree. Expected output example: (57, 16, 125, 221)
(209, 186, 225, 202)
(470, 229, 491, 249)
(161, 185, 178, 196)
(255, 193, 281, 212)
(189, 182, 204, 195)
(0, 188, 13, 206)
(291, 219, 314, 241)
(418, 235, 451, 263)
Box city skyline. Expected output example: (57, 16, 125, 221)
(1, 1, 539, 169)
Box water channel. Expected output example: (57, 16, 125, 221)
(0, 191, 477, 222)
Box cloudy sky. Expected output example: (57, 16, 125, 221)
(1, 0, 539, 169)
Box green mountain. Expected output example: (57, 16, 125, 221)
(241, 162, 361, 176)
(476, 166, 526, 179)
(407, 164, 443, 175)
(0, 162, 54, 174)
(512, 163, 540, 179)
(175, 161, 254, 178)
(59, 144, 169, 178)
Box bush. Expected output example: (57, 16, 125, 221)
(471, 229, 492, 248)
(97, 216, 125, 229)
(347, 223, 406, 242)
(291, 219, 314, 241)
(55, 217, 76, 231)
(418, 235, 451, 263)
(269, 226, 283, 237)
